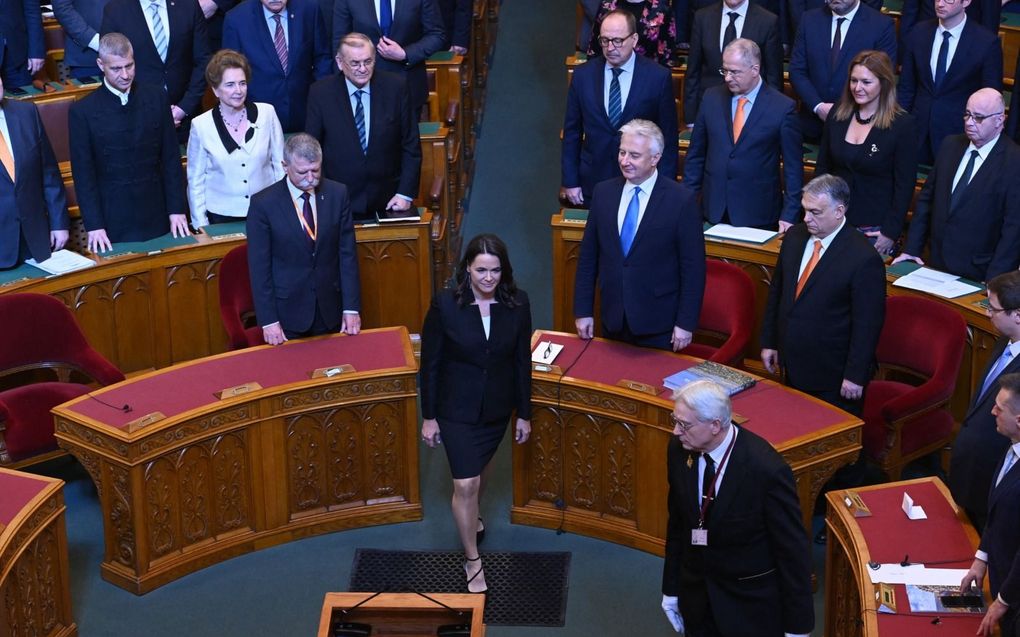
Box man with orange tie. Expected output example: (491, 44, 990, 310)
(760, 174, 886, 416)
(246, 133, 361, 344)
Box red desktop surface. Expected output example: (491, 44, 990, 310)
(533, 331, 851, 445)
(64, 329, 414, 430)
(0, 471, 53, 527)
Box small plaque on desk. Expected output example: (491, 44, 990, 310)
(215, 382, 262, 399)
(125, 411, 166, 433)
(843, 491, 872, 517)
(616, 379, 657, 395)
(532, 362, 563, 375)
(310, 364, 356, 378)
(876, 583, 897, 613)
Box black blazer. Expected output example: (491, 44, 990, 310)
(0, 99, 68, 267)
(331, 0, 445, 110)
(897, 18, 1002, 163)
(900, 0, 1000, 40)
(761, 222, 886, 392)
(68, 83, 186, 242)
(574, 176, 706, 335)
(904, 134, 1020, 282)
(246, 177, 361, 334)
(1009, 50, 1020, 143)
(305, 71, 422, 219)
(683, 81, 803, 226)
(662, 427, 815, 636)
(683, 2, 782, 124)
(437, 0, 470, 49)
(561, 54, 679, 199)
(100, 0, 211, 116)
(420, 288, 532, 424)
(0, 0, 44, 77)
(815, 112, 918, 240)
(949, 338, 1020, 521)
(979, 448, 1020, 606)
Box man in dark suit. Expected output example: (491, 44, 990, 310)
(574, 119, 705, 352)
(0, 0, 44, 87)
(901, 0, 1001, 43)
(438, 0, 470, 52)
(788, 0, 896, 140)
(683, 38, 801, 231)
(787, 0, 883, 41)
(0, 76, 69, 268)
(1009, 51, 1020, 143)
(222, 0, 332, 133)
(561, 9, 678, 207)
(332, 0, 444, 112)
(100, 0, 211, 130)
(950, 271, 1020, 532)
(52, 0, 111, 79)
(306, 32, 421, 221)
(199, 0, 238, 50)
(897, 0, 1002, 165)
(960, 372, 1020, 637)
(761, 174, 886, 414)
(660, 380, 814, 637)
(895, 89, 1020, 282)
(68, 33, 189, 252)
(247, 133, 361, 343)
(683, 0, 781, 126)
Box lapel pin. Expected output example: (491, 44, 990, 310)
(686, 455, 693, 469)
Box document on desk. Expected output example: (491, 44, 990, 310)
(892, 267, 982, 299)
(703, 224, 778, 244)
(26, 250, 96, 275)
(868, 564, 969, 585)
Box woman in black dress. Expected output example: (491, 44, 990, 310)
(816, 50, 918, 257)
(420, 234, 532, 593)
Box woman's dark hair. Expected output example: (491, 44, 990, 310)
(453, 234, 520, 307)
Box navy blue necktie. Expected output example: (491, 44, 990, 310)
(830, 17, 846, 70)
(354, 90, 367, 154)
(379, 0, 392, 37)
(620, 186, 640, 256)
(934, 31, 951, 89)
(608, 67, 623, 130)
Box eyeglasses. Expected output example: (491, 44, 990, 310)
(718, 67, 750, 78)
(935, 0, 958, 5)
(988, 303, 1015, 315)
(342, 59, 375, 70)
(597, 35, 635, 49)
(669, 413, 703, 433)
(963, 111, 1003, 124)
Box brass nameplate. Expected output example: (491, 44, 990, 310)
(844, 491, 873, 518)
(616, 379, 656, 395)
(310, 364, 356, 378)
(532, 362, 562, 375)
(877, 582, 897, 612)
(125, 411, 166, 433)
(210, 232, 246, 241)
(215, 382, 263, 399)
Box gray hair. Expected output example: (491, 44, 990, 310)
(619, 118, 664, 156)
(98, 32, 133, 59)
(802, 174, 850, 210)
(674, 380, 732, 428)
(723, 38, 761, 67)
(337, 32, 374, 59)
(283, 133, 322, 164)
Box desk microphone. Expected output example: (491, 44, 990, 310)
(86, 392, 132, 413)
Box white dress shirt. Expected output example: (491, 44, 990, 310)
(718, 0, 749, 51)
(617, 169, 658, 234)
(929, 15, 966, 81)
(951, 134, 999, 192)
(798, 218, 846, 279)
(696, 424, 737, 496)
(831, 0, 861, 46)
(730, 75, 763, 121)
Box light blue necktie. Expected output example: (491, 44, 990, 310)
(620, 186, 640, 256)
(981, 347, 1015, 398)
(354, 90, 367, 154)
(995, 449, 1017, 488)
(149, 1, 168, 63)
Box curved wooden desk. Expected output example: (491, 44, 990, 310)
(551, 210, 995, 421)
(512, 330, 862, 554)
(824, 477, 983, 636)
(0, 468, 76, 636)
(53, 328, 421, 594)
(0, 219, 432, 376)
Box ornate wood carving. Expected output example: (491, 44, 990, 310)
(278, 379, 410, 412)
(55, 418, 130, 458)
(138, 405, 252, 455)
(109, 464, 136, 567)
(1, 522, 63, 636)
(0, 497, 59, 574)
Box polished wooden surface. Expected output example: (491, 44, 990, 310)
(0, 218, 433, 375)
(824, 477, 983, 637)
(52, 328, 422, 594)
(550, 211, 995, 421)
(0, 468, 77, 637)
(512, 330, 862, 554)
(316, 592, 486, 637)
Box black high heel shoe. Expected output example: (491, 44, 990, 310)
(464, 555, 487, 593)
(476, 517, 485, 546)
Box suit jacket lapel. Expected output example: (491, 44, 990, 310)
(966, 340, 1020, 419)
(989, 451, 1020, 508)
(835, 9, 866, 71)
(131, 0, 163, 63)
(919, 22, 937, 89)
(733, 85, 770, 148)
(951, 136, 1004, 216)
(255, 2, 286, 74)
(594, 60, 611, 125)
(705, 426, 746, 525)
(942, 24, 977, 89)
(285, 8, 301, 75)
(707, 10, 723, 52)
(796, 225, 852, 301)
(601, 178, 626, 257)
(685, 449, 701, 520)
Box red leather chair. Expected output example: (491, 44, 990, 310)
(0, 293, 124, 467)
(862, 295, 967, 481)
(686, 259, 755, 367)
(218, 245, 265, 350)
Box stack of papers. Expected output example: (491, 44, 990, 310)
(866, 564, 968, 586)
(703, 224, 778, 244)
(26, 250, 95, 275)
(892, 267, 982, 299)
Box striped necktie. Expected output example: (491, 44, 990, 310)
(149, 1, 168, 63)
(608, 67, 623, 130)
(273, 14, 288, 72)
(354, 90, 367, 153)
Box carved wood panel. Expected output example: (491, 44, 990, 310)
(165, 259, 227, 364)
(0, 526, 62, 637)
(357, 240, 426, 331)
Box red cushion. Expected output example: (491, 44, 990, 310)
(0, 383, 92, 461)
(862, 380, 955, 461)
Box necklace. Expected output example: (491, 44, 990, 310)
(219, 104, 247, 134)
(854, 109, 876, 125)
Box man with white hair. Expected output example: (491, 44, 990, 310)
(661, 380, 814, 636)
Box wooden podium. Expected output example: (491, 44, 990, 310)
(316, 593, 485, 637)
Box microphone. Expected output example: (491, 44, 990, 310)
(86, 391, 132, 413)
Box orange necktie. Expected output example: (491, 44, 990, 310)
(796, 240, 823, 298)
(733, 97, 749, 142)
(0, 127, 14, 182)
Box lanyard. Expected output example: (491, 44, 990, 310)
(697, 431, 736, 529)
(292, 196, 316, 241)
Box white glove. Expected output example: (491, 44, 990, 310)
(661, 595, 684, 633)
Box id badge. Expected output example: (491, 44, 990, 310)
(691, 528, 708, 546)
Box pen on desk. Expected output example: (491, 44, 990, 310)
(544, 342, 553, 358)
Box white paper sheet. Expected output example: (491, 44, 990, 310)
(868, 564, 969, 586)
(26, 250, 96, 275)
(703, 224, 778, 244)
(892, 267, 982, 298)
(531, 341, 564, 364)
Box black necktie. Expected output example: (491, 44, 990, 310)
(950, 150, 979, 210)
(723, 12, 739, 50)
(934, 31, 951, 89)
(608, 67, 623, 129)
(301, 192, 315, 240)
(830, 17, 846, 70)
(701, 453, 716, 505)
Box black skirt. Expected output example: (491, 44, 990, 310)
(438, 415, 510, 479)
